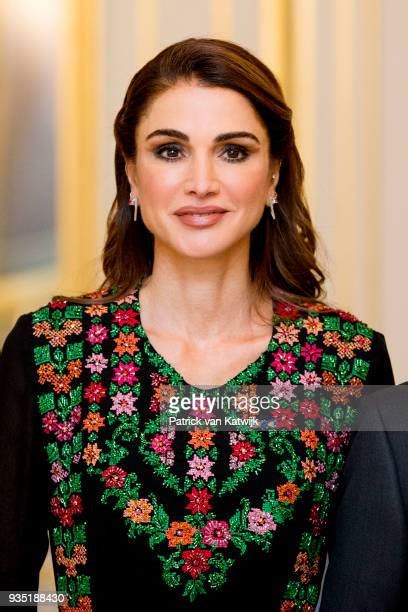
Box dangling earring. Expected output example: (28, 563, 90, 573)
(129, 193, 138, 221)
(267, 193, 278, 220)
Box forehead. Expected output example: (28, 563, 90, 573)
(137, 81, 268, 139)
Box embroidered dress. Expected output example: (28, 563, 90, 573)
(0, 285, 395, 611)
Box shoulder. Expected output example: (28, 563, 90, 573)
(274, 298, 394, 385)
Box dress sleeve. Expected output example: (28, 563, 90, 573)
(365, 331, 395, 385)
(0, 314, 49, 598)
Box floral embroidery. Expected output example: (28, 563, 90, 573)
(32, 299, 93, 610)
(30, 286, 378, 610)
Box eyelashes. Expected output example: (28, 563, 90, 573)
(153, 143, 250, 163)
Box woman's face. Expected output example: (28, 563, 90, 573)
(126, 80, 280, 260)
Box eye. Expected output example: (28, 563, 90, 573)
(222, 144, 249, 163)
(154, 144, 184, 161)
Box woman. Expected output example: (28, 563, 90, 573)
(0, 37, 395, 611)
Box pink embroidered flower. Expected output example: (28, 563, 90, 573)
(270, 379, 296, 401)
(70, 405, 82, 425)
(42, 411, 58, 433)
(247, 508, 277, 534)
(201, 520, 231, 548)
(85, 353, 109, 373)
(299, 399, 320, 420)
(86, 324, 109, 346)
(273, 322, 300, 346)
(50, 461, 69, 483)
(101, 466, 127, 488)
(271, 349, 297, 374)
(84, 381, 107, 404)
(159, 449, 175, 466)
(110, 391, 137, 415)
(55, 420, 75, 442)
(116, 294, 137, 305)
(300, 342, 323, 363)
(150, 432, 173, 455)
(112, 361, 140, 386)
(113, 309, 139, 327)
(187, 455, 215, 481)
(299, 371, 322, 391)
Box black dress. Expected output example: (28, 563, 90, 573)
(0, 286, 395, 611)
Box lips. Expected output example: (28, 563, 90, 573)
(175, 206, 227, 216)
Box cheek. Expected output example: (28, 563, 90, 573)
(137, 161, 180, 201)
(229, 166, 269, 203)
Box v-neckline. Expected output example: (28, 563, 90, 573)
(133, 285, 281, 392)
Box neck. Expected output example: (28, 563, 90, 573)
(138, 243, 273, 346)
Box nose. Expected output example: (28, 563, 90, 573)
(184, 152, 220, 197)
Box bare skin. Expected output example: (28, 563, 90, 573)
(126, 79, 280, 387)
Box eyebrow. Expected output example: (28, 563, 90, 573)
(145, 128, 260, 144)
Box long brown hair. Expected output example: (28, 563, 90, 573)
(52, 37, 328, 310)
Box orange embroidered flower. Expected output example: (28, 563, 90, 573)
(188, 429, 215, 450)
(273, 322, 300, 346)
(353, 334, 371, 352)
(294, 551, 320, 584)
(277, 482, 300, 504)
(304, 316, 323, 335)
(166, 521, 197, 547)
(33, 320, 82, 347)
(82, 411, 105, 433)
(82, 443, 101, 466)
(113, 331, 140, 356)
(300, 430, 319, 450)
(123, 498, 153, 523)
(55, 544, 87, 577)
(322, 371, 337, 386)
(85, 304, 108, 316)
(301, 458, 318, 482)
(67, 359, 82, 378)
(37, 364, 72, 394)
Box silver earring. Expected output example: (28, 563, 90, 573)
(129, 193, 138, 221)
(267, 193, 278, 220)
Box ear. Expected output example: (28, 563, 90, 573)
(125, 161, 138, 195)
(268, 160, 281, 198)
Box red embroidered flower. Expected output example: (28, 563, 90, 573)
(101, 466, 128, 488)
(274, 302, 300, 320)
(112, 361, 140, 385)
(49, 299, 67, 309)
(231, 440, 256, 461)
(181, 548, 212, 578)
(113, 308, 140, 327)
(300, 342, 323, 363)
(185, 487, 214, 514)
(273, 407, 296, 430)
(271, 349, 297, 374)
(84, 381, 107, 404)
(42, 411, 58, 433)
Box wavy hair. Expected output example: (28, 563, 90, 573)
(52, 37, 328, 311)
